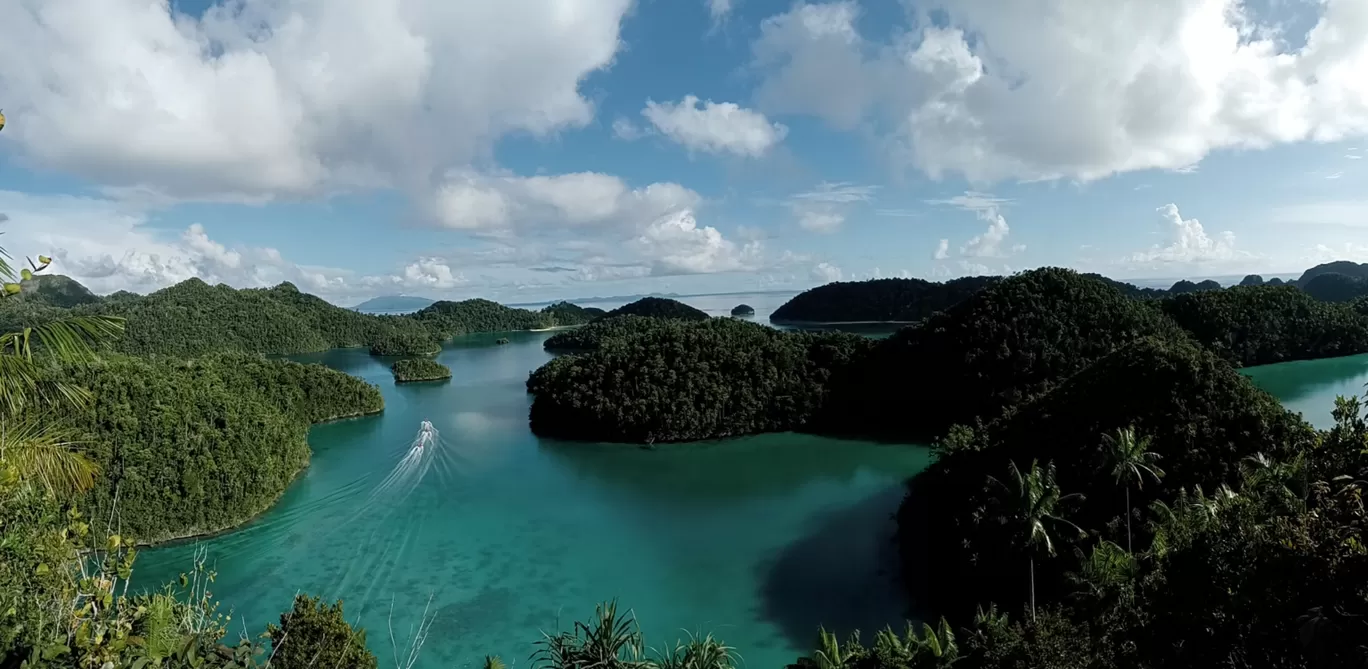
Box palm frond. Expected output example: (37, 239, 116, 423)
(0, 414, 99, 497)
(0, 314, 126, 362)
(0, 315, 125, 414)
(0, 352, 95, 416)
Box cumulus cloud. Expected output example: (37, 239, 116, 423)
(430, 171, 701, 231)
(630, 210, 763, 275)
(0, 191, 389, 298)
(1303, 242, 1368, 264)
(707, 0, 733, 21)
(927, 191, 1025, 259)
(788, 182, 877, 233)
(934, 239, 950, 260)
(0, 0, 634, 201)
(1129, 203, 1255, 265)
(811, 262, 843, 282)
(642, 96, 788, 157)
(750, 0, 1368, 183)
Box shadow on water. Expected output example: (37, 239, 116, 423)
(755, 484, 917, 651)
(536, 435, 931, 505)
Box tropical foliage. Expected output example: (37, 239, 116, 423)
(543, 315, 675, 352)
(391, 357, 452, 382)
(0, 276, 599, 358)
(49, 353, 383, 542)
(596, 297, 710, 322)
(528, 319, 873, 442)
(771, 276, 1001, 323)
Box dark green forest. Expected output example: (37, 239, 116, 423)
(529, 318, 873, 442)
(531, 269, 1368, 445)
(524, 266, 1368, 667)
(596, 296, 710, 321)
(0, 276, 598, 359)
(543, 315, 675, 352)
(391, 357, 452, 382)
(770, 261, 1356, 324)
(51, 353, 383, 543)
(771, 276, 1000, 323)
(8, 252, 1368, 667)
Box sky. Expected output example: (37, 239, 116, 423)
(0, 0, 1366, 306)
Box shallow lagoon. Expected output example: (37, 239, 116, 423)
(135, 329, 929, 668)
(135, 327, 1368, 668)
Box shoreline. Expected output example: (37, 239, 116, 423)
(136, 406, 384, 548)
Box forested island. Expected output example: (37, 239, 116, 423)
(391, 357, 452, 383)
(0, 276, 600, 358)
(769, 261, 1359, 324)
(525, 266, 1368, 667)
(731, 304, 755, 317)
(8, 246, 1368, 668)
(597, 296, 709, 321)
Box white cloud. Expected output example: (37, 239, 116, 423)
(811, 262, 843, 282)
(430, 171, 701, 231)
(961, 210, 1019, 258)
(927, 191, 1025, 259)
(796, 211, 845, 233)
(788, 182, 877, 233)
(612, 117, 651, 141)
(750, 0, 1368, 183)
(934, 239, 950, 260)
(707, 0, 733, 21)
(399, 258, 466, 289)
(630, 210, 763, 276)
(0, 190, 379, 299)
(642, 96, 788, 157)
(1303, 242, 1368, 264)
(1129, 203, 1254, 265)
(0, 0, 634, 202)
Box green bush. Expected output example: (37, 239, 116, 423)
(267, 595, 377, 669)
(529, 319, 873, 442)
(391, 357, 452, 382)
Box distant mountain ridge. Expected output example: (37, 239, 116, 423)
(352, 295, 437, 312)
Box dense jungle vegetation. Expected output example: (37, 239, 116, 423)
(6, 238, 1368, 667)
(542, 315, 673, 352)
(533, 268, 1368, 445)
(525, 266, 1368, 668)
(770, 276, 1001, 323)
(50, 353, 384, 543)
(0, 276, 598, 359)
(528, 318, 873, 442)
(596, 296, 710, 321)
(771, 261, 1356, 324)
(391, 357, 452, 382)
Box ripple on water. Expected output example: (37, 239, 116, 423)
(138, 334, 1368, 667)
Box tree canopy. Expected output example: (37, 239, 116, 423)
(391, 357, 452, 382)
(529, 319, 873, 442)
(595, 297, 710, 322)
(771, 276, 1001, 323)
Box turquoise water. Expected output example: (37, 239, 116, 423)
(1242, 353, 1368, 429)
(132, 324, 1368, 669)
(134, 330, 931, 668)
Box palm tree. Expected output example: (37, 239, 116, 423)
(988, 459, 1086, 621)
(0, 234, 125, 495)
(1102, 426, 1165, 552)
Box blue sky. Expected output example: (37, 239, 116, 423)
(1, 0, 1366, 304)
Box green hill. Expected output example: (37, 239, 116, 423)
(0, 277, 598, 357)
